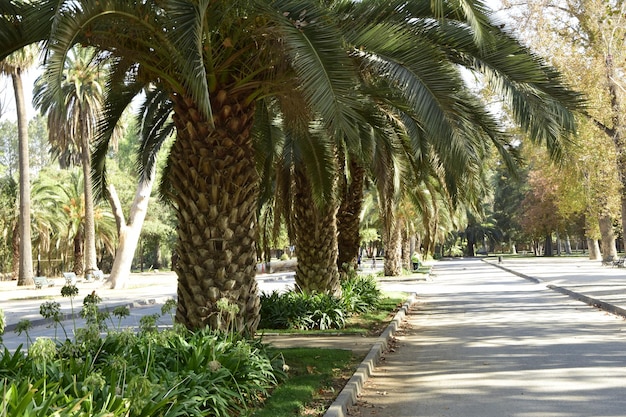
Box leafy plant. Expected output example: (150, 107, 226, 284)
(340, 274, 382, 314)
(40, 301, 67, 339)
(14, 319, 33, 349)
(0, 308, 4, 346)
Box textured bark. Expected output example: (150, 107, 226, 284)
(336, 160, 365, 271)
(73, 228, 84, 276)
(401, 226, 411, 271)
(604, 54, 626, 252)
(598, 214, 617, 262)
(293, 169, 341, 296)
(383, 218, 403, 276)
(170, 91, 260, 334)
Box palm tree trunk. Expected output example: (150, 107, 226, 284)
(293, 169, 341, 296)
(401, 226, 411, 271)
(383, 216, 403, 276)
(336, 159, 365, 272)
(170, 91, 260, 334)
(13, 70, 33, 286)
(81, 133, 99, 279)
(73, 228, 84, 275)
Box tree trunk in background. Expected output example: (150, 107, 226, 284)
(587, 238, 602, 260)
(336, 159, 365, 272)
(81, 132, 99, 279)
(170, 91, 260, 334)
(565, 235, 572, 254)
(107, 169, 155, 289)
(11, 224, 19, 280)
(13, 70, 33, 286)
(401, 227, 411, 271)
(73, 228, 84, 275)
(543, 234, 553, 257)
(603, 53, 626, 252)
(598, 214, 618, 262)
(293, 169, 341, 296)
(383, 217, 403, 276)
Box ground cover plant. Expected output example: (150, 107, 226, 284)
(1, 276, 405, 416)
(258, 275, 384, 331)
(0, 286, 284, 416)
(251, 348, 359, 417)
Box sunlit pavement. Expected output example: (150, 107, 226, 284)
(0, 261, 392, 350)
(346, 258, 626, 417)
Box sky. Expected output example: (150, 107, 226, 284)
(0, 0, 506, 123)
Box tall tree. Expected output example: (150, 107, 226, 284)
(502, 0, 626, 250)
(1, 0, 583, 331)
(34, 46, 104, 279)
(0, 46, 38, 286)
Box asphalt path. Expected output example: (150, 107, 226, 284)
(0, 264, 400, 351)
(348, 258, 626, 417)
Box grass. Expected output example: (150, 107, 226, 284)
(252, 348, 360, 417)
(252, 292, 407, 416)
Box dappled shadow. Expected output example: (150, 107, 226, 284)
(351, 259, 626, 417)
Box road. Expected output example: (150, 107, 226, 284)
(349, 258, 626, 417)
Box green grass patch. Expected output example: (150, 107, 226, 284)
(259, 294, 406, 336)
(252, 348, 360, 417)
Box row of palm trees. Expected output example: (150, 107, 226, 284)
(0, 0, 583, 333)
(0, 168, 116, 279)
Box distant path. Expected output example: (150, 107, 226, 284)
(348, 258, 626, 417)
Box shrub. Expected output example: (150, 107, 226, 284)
(259, 275, 382, 331)
(259, 291, 346, 330)
(2, 292, 283, 416)
(340, 274, 382, 314)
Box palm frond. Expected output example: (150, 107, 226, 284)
(163, 0, 212, 122)
(269, 0, 362, 142)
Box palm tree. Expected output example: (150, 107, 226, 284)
(31, 168, 116, 276)
(5, 0, 365, 333)
(33, 46, 104, 279)
(0, 45, 38, 286)
(0, 0, 583, 331)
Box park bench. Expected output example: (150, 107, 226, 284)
(63, 272, 77, 285)
(613, 257, 626, 268)
(33, 276, 54, 289)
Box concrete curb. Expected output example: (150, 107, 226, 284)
(323, 293, 417, 417)
(546, 285, 626, 319)
(483, 259, 626, 319)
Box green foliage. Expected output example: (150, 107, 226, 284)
(251, 348, 356, 417)
(2, 302, 282, 416)
(340, 275, 382, 314)
(259, 275, 382, 330)
(259, 291, 346, 331)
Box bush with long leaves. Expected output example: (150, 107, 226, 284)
(259, 275, 382, 330)
(1, 292, 283, 416)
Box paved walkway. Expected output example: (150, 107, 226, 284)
(343, 257, 626, 417)
(0, 263, 397, 352)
